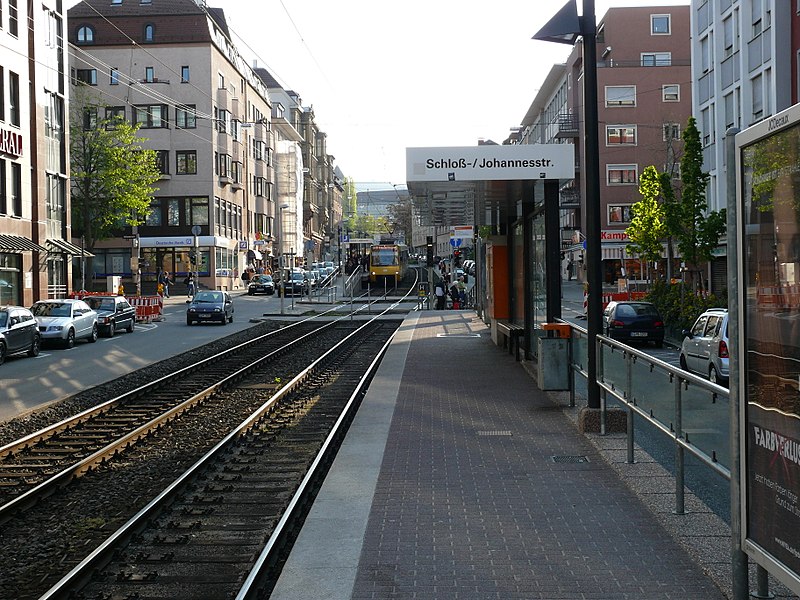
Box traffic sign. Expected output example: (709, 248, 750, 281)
(450, 238, 462, 248)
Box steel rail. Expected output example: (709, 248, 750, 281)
(38, 300, 405, 599)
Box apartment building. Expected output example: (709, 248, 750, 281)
(67, 0, 276, 292)
(691, 0, 798, 288)
(0, 0, 74, 306)
(516, 6, 692, 286)
(253, 66, 344, 267)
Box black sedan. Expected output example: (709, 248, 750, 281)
(0, 306, 40, 365)
(248, 274, 275, 295)
(602, 300, 665, 347)
(186, 290, 234, 325)
(85, 295, 136, 337)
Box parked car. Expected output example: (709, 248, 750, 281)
(31, 299, 98, 348)
(0, 306, 41, 365)
(186, 290, 234, 325)
(282, 270, 306, 296)
(247, 274, 275, 295)
(680, 308, 729, 386)
(304, 270, 321, 293)
(84, 295, 136, 337)
(602, 300, 664, 347)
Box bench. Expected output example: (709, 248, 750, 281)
(497, 321, 525, 361)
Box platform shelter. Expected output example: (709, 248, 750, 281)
(406, 144, 574, 358)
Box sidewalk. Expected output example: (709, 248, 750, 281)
(271, 311, 729, 599)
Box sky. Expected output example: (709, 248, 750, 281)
(70, 0, 690, 191)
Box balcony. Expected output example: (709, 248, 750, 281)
(555, 113, 579, 138)
(560, 188, 581, 208)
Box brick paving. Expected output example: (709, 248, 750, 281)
(350, 312, 726, 600)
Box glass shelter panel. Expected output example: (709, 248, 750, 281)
(739, 108, 800, 588)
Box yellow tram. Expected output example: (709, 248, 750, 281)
(368, 243, 409, 286)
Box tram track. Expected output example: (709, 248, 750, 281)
(0, 320, 346, 523)
(33, 319, 397, 600)
(0, 274, 420, 599)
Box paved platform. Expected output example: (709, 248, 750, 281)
(271, 311, 728, 600)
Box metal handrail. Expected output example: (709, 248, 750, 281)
(562, 320, 731, 507)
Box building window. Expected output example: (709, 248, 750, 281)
(218, 73, 225, 90)
(175, 105, 196, 129)
(0, 67, 4, 121)
(155, 150, 169, 175)
(83, 107, 98, 130)
(641, 52, 671, 66)
(216, 108, 230, 133)
(751, 74, 763, 122)
(723, 15, 735, 58)
(606, 125, 637, 145)
(143, 23, 154, 42)
(651, 14, 670, 35)
(605, 85, 636, 107)
(663, 123, 681, 141)
(10, 162, 21, 216)
(217, 153, 232, 178)
(608, 205, 633, 224)
(9, 72, 19, 126)
(752, 0, 763, 37)
(133, 104, 168, 128)
(105, 106, 125, 128)
(144, 66, 154, 83)
(176, 151, 197, 175)
(111, 0, 122, 4)
(9, 0, 18, 37)
(701, 105, 715, 145)
(77, 25, 94, 43)
(0, 161, 6, 215)
(662, 84, 680, 101)
(232, 161, 242, 184)
(181, 66, 190, 83)
(110, 68, 119, 85)
(606, 164, 638, 185)
(187, 197, 209, 225)
(75, 68, 97, 86)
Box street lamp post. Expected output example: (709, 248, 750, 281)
(533, 0, 601, 410)
(277, 203, 290, 315)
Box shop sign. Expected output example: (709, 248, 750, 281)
(0, 127, 23, 157)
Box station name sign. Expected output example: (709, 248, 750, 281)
(0, 127, 23, 157)
(407, 144, 574, 182)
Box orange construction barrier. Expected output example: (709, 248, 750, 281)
(126, 295, 163, 323)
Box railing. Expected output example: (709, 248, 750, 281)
(564, 321, 731, 514)
(344, 266, 363, 298)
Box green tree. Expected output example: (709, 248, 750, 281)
(626, 165, 668, 266)
(70, 92, 161, 257)
(668, 116, 726, 290)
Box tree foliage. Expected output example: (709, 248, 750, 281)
(626, 166, 668, 262)
(386, 193, 413, 243)
(669, 116, 726, 282)
(70, 90, 161, 254)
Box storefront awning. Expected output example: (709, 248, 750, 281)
(0, 234, 46, 253)
(46, 238, 94, 257)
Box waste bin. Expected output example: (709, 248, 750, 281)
(536, 325, 570, 390)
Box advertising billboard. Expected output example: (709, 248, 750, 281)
(736, 104, 800, 595)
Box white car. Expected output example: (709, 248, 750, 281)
(31, 299, 98, 348)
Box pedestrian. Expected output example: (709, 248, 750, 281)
(434, 280, 446, 310)
(449, 283, 460, 309)
(184, 272, 195, 297)
(456, 276, 467, 306)
(158, 270, 172, 298)
(567, 260, 574, 281)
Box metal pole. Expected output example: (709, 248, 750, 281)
(726, 126, 749, 600)
(279, 208, 285, 316)
(583, 0, 603, 410)
(674, 374, 686, 515)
